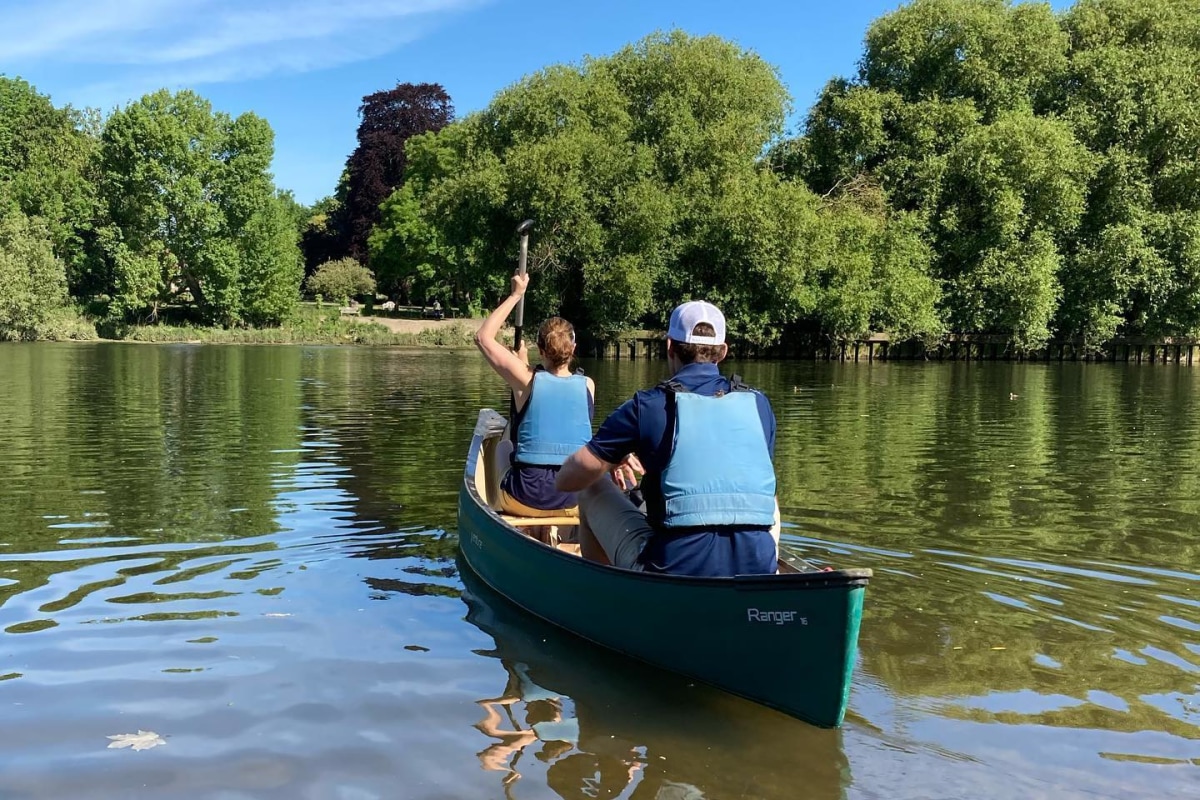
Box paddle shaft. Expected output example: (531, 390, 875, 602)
(512, 220, 534, 351)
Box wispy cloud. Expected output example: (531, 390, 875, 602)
(0, 0, 172, 62)
(0, 0, 483, 103)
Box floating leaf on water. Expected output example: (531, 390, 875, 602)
(106, 730, 166, 751)
(404, 644, 430, 652)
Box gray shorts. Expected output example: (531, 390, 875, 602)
(576, 479, 654, 570)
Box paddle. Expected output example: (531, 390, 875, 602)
(512, 219, 534, 352)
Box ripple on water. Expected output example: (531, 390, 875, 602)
(2, 349, 1200, 798)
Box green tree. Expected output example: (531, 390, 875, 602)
(859, 0, 1067, 119)
(242, 194, 305, 324)
(786, 0, 1200, 348)
(783, 3, 1084, 347)
(0, 77, 100, 295)
(818, 198, 943, 342)
(274, 189, 308, 236)
(96, 89, 301, 325)
(372, 31, 942, 344)
(299, 174, 349, 274)
(935, 111, 1092, 348)
(376, 32, 792, 337)
(1053, 0, 1200, 343)
(305, 257, 376, 302)
(0, 210, 67, 340)
(677, 171, 941, 343)
(369, 181, 450, 303)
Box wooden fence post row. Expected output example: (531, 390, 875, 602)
(592, 336, 1200, 363)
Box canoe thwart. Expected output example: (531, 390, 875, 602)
(500, 514, 580, 528)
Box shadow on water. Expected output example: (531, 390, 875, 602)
(457, 556, 851, 800)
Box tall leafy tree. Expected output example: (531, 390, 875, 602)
(859, 0, 1068, 119)
(96, 89, 302, 325)
(0, 77, 99, 295)
(370, 180, 448, 303)
(0, 210, 68, 340)
(341, 83, 453, 261)
(935, 111, 1092, 348)
(1052, 0, 1200, 343)
(300, 183, 347, 275)
(783, 0, 1200, 349)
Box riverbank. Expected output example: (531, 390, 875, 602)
(23, 308, 1200, 365)
(104, 312, 486, 347)
(15, 305, 494, 347)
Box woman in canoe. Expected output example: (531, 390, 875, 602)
(474, 272, 595, 516)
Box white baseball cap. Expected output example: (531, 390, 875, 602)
(667, 300, 726, 345)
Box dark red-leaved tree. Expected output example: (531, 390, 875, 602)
(342, 82, 453, 261)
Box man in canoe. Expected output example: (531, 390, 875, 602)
(476, 272, 596, 517)
(556, 300, 779, 576)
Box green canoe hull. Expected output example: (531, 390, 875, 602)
(457, 410, 870, 728)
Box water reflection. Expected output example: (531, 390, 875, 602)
(751, 360, 1200, 749)
(1, 344, 1199, 798)
(460, 559, 851, 800)
(472, 661, 575, 792)
(783, 531, 1200, 743)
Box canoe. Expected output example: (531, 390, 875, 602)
(457, 409, 872, 728)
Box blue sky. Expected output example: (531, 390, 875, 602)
(0, 0, 1033, 205)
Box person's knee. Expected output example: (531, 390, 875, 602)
(578, 480, 613, 513)
(580, 480, 606, 500)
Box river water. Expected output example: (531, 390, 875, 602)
(0, 343, 1196, 799)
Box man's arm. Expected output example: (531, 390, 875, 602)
(558, 396, 641, 493)
(555, 445, 613, 493)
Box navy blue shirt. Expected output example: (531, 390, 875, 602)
(586, 363, 777, 576)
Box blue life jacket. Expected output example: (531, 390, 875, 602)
(659, 377, 777, 528)
(513, 370, 593, 467)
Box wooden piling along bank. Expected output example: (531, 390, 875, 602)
(590, 333, 1200, 364)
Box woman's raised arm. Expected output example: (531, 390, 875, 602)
(473, 273, 534, 395)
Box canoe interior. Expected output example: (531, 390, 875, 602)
(469, 411, 855, 577)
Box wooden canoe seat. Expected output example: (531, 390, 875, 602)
(499, 515, 582, 554)
(500, 515, 580, 528)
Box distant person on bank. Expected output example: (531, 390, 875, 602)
(475, 273, 595, 516)
(556, 301, 780, 576)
